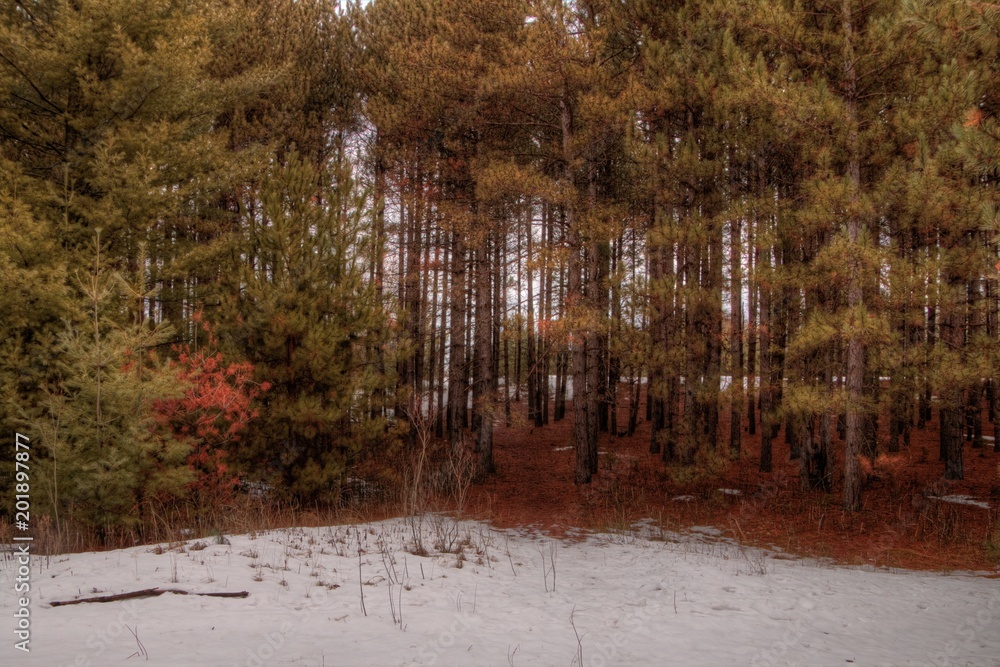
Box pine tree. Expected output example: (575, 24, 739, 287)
(624, 0, 733, 468)
(730, 0, 919, 507)
(23, 234, 190, 539)
(903, 0, 1000, 470)
(222, 150, 393, 502)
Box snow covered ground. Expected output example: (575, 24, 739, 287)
(2, 517, 998, 667)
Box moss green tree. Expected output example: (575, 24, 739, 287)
(23, 234, 190, 540)
(223, 150, 393, 502)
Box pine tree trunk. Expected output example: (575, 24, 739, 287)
(407, 171, 424, 426)
(570, 230, 589, 484)
(729, 216, 743, 456)
(921, 296, 936, 429)
(473, 232, 494, 478)
(396, 182, 409, 422)
(427, 225, 441, 430)
(587, 240, 602, 475)
(940, 275, 966, 479)
(662, 239, 679, 463)
(609, 236, 623, 437)
(648, 239, 664, 454)
(464, 255, 474, 429)
(759, 244, 773, 473)
(502, 235, 511, 427)
(968, 280, 985, 449)
(842, 0, 866, 511)
(683, 239, 699, 466)
(560, 88, 592, 484)
(514, 214, 523, 404)
(436, 246, 448, 438)
(555, 237, 568, 422)
(542, 202, 555, 425)
(706, 221, 723, 453)
(448, 230, 467, 455)
(988, 278, 1000, 453)
(492, 234, 503, 395)
(527, 207, 538, 425)
(747, 214, 758, 437)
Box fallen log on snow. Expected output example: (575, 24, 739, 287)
(50, 588, 249, 607)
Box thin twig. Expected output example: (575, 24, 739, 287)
(125, 624, 148, 661)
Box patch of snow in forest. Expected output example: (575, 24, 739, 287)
(929, 494, 991, 510)
(2, 518, 998, 667)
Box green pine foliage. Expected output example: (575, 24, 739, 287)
(21, 234, 191, 538)
(223, 150, 395, 503)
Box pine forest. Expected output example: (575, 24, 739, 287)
(1, 0, 999, 572)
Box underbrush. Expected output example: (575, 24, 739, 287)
(0, 421, 487, 557)
(576, 440, 999, 572)
(0, 476, 408, 557)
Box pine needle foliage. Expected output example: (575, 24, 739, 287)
(224, 149, 395, 504)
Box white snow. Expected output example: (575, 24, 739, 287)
(929, 495, 992, 510)
(3, 517, 998, 667)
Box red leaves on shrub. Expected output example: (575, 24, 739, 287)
(153, 313, 268, 501)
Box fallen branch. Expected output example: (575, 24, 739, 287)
(50, 588, 249, 607)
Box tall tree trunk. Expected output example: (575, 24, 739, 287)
(514, 213, 523, 404)
(527, 206, 538, 425)
(396, 179, 409, 422)
(408, 170, 425, 425)
(940, 274, 966, 479)
(492, 233, 503, 394)
(561, 88, 592, 484)
(436, 238, 448, 438)
(662, 239, 679, 463)
(683, 239, 700, 465)
(371, 135, 388, 420)
(609, 235, 623, 437)
(542, 201, 555, 425)
(427, 224, 440, 430)
(587, 240, 602, 474)
(759, 243, 773, 473)
(502, 232, 512, 427)
(448, 230, 467, 455)
(648, 237, 664, 454)
(706, 211, 724, 454)
(585, 164, 604, 474)
(842, 0, 866, 511)
(747, 210, 758, 436)
(473, 231, 494, 478)
(988, 278, 1000, 453)
(464, 254, 474, 429)
(729, 216, 743, 456)
(555, 231, 568, 422)
(569, 228, 590, 484)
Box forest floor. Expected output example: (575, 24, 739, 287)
(466, 392, 1000, 574)
(11, 391, 997, 575)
